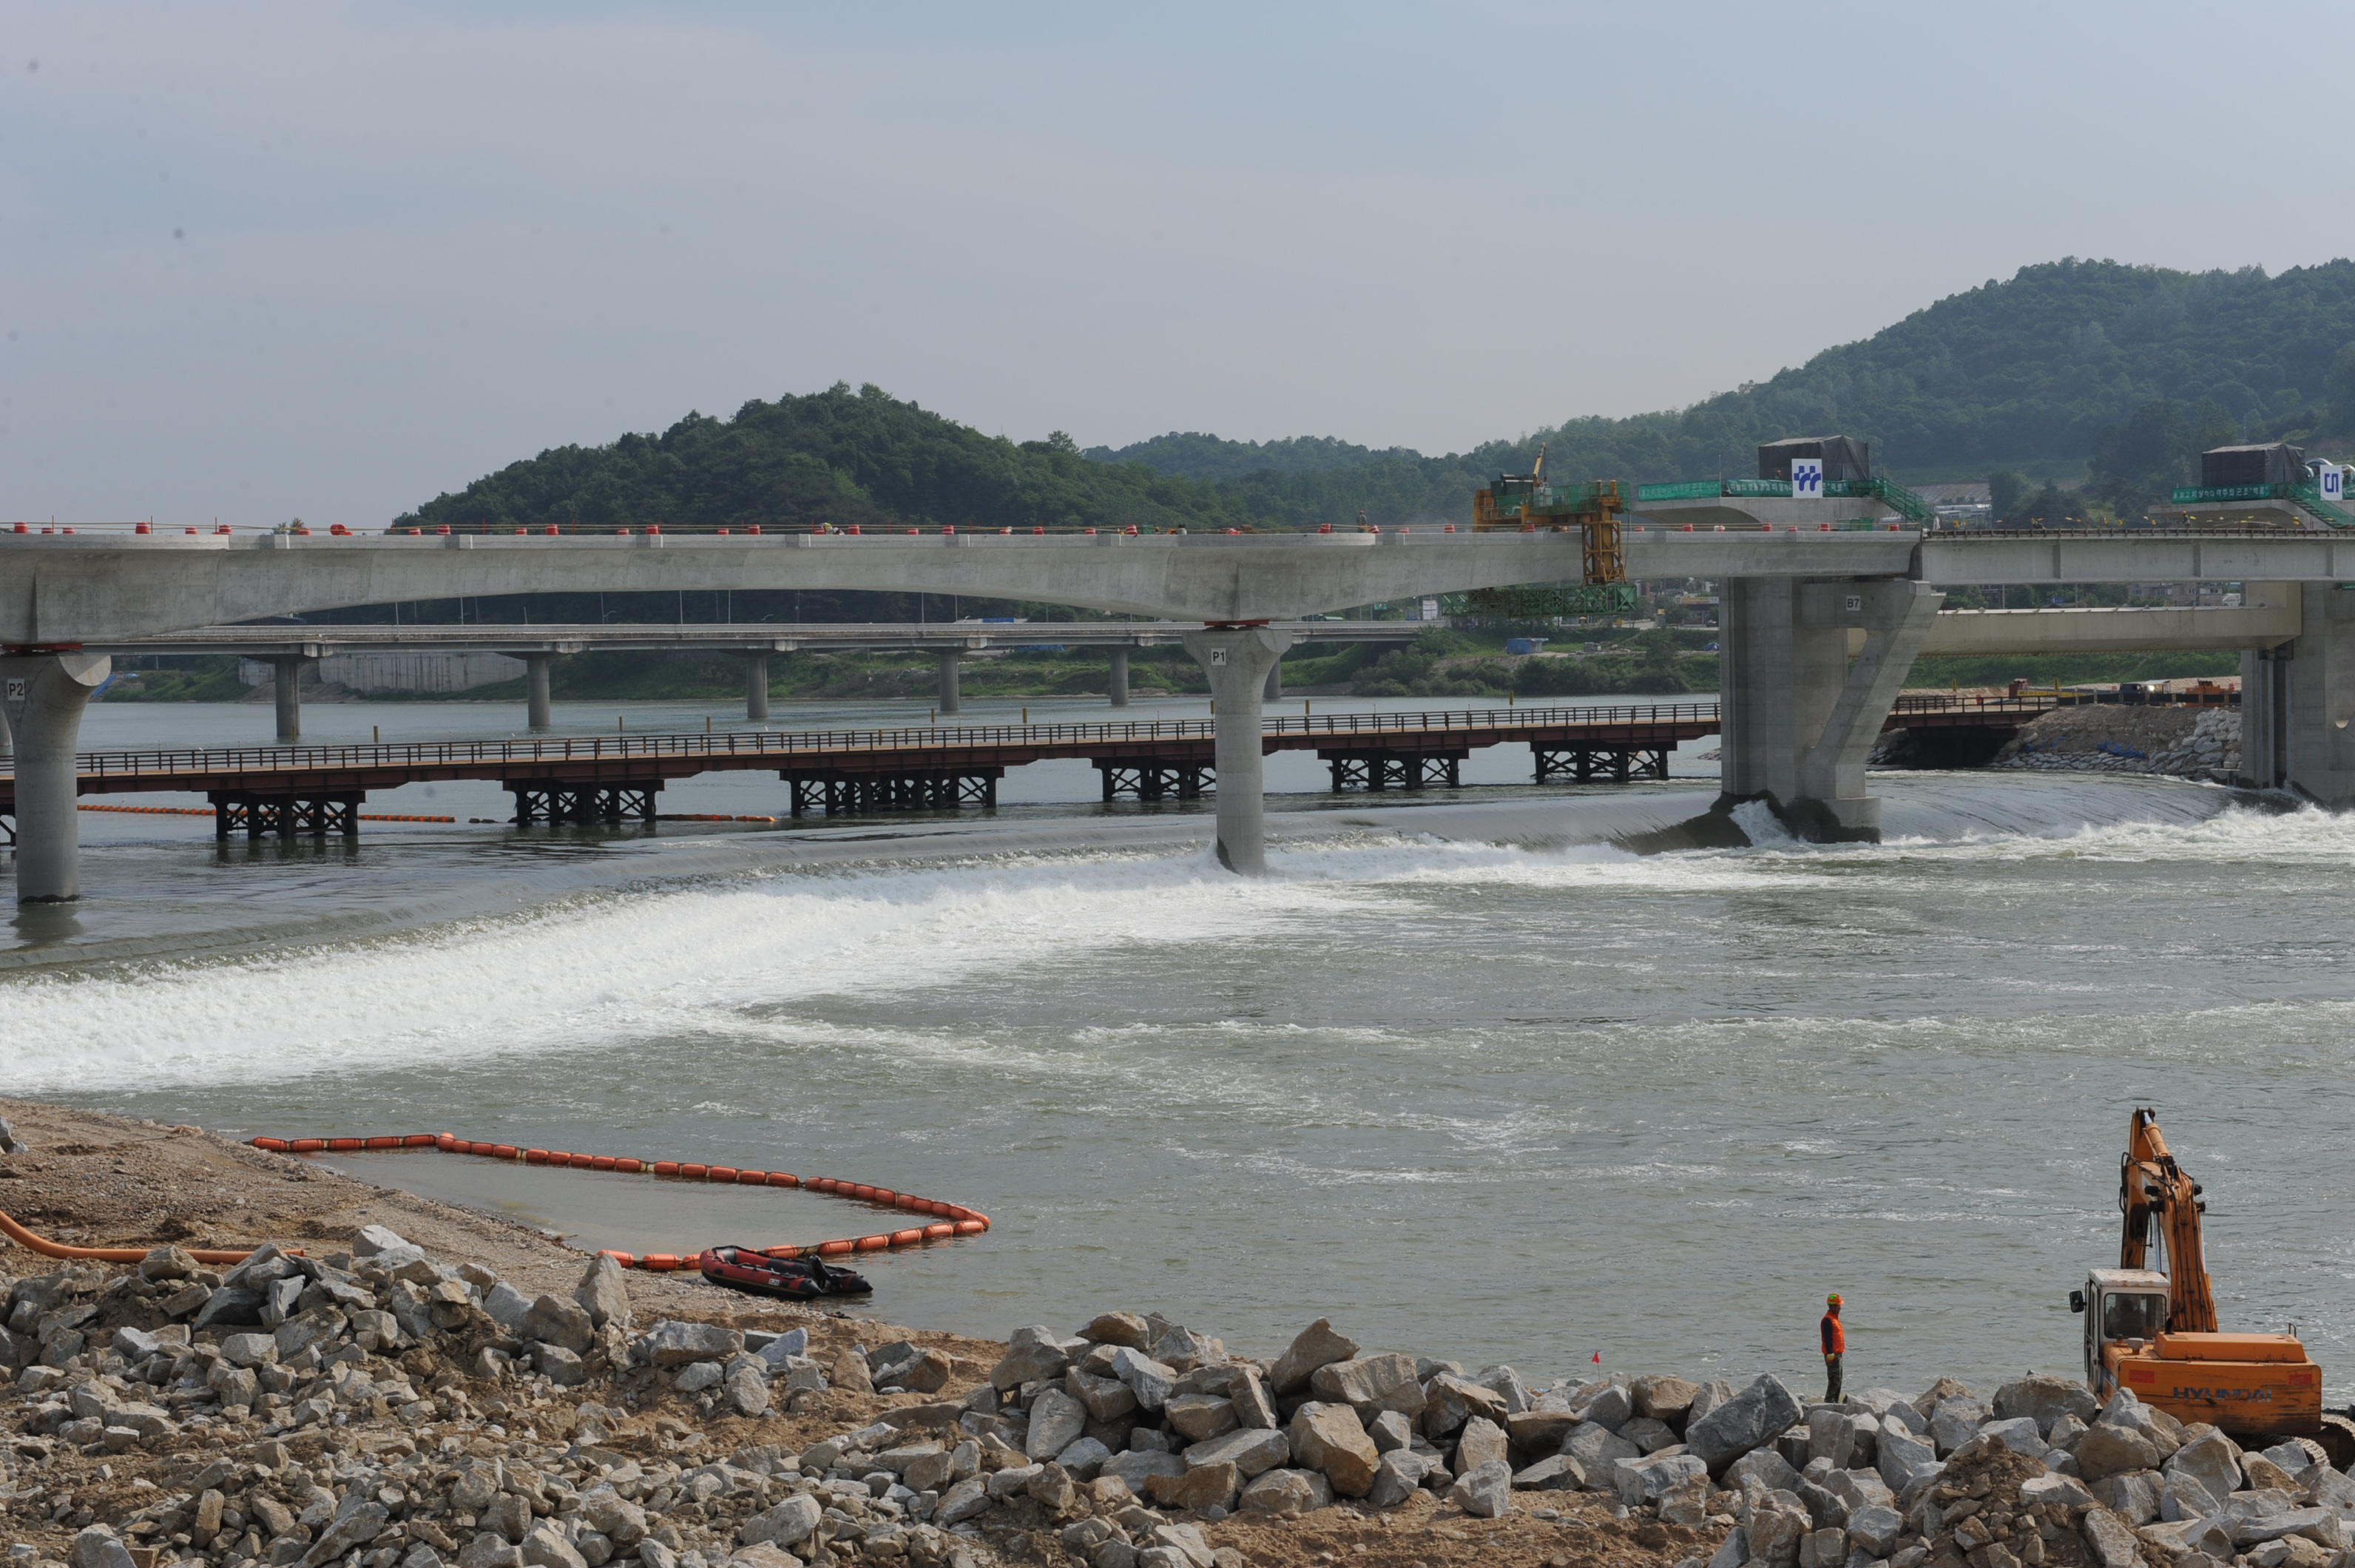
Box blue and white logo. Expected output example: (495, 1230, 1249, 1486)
(2323, 464, 2345, 503)
(1791, 457, 1825, 499)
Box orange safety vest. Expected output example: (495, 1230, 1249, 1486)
(1822, 1311, 1845, 1355)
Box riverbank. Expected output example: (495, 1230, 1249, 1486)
(6, 1100, 2343, 1568)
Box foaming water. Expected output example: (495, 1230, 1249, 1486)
(16, 771, 2355, 1401)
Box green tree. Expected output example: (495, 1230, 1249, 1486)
(2328, 342, 2355, 433)
(1988, 470, 2032, 519)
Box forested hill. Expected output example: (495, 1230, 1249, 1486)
(403, 260, 2355, 534)
(396, 383, 1253, 533)
(1091, 258, 2355, 524)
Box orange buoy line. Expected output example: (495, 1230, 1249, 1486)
(248, 1131, 990, 1272)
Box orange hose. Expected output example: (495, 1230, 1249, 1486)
(0, 1205, 289, 1265)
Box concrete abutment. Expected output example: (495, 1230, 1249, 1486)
(2240, 582, 2355, 805)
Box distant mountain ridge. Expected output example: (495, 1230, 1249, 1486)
(1087, 257, 2355, 526)
(403, 259, 2355, 534)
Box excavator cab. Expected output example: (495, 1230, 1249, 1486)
(2070, 1267, 2170, 1394)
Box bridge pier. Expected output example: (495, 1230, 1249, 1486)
(744, 654, 770, 723)
(1717, 577, 1942, 840)
(2240, 583, 2355, 804)
(1109, 647, 1129, 708)
(1181, 624, 1295, 873)
(1264, 660, 1283, 701)
(270, 655, 308, 743)
(1, 652, 112, 902)
(936, 651, 962, 716)
(525, 655, 554, 731)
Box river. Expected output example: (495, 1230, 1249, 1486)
(5, 691, 2350, 1406)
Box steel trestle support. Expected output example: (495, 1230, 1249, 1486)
(1322, 751, 1464, 791)
(1095, 760, 1212, 801)
(209, 791, 363, 839)
(508, 782, 662, 825)
(783, 769, 1001, 817)
(1532, 745, 1669, 785)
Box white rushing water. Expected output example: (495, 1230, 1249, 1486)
(8, 700, 2354, 1403)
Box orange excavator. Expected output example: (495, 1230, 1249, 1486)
(2072, 1108, 2354, 1463)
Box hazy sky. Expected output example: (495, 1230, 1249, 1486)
(7, 1, 2354, 526)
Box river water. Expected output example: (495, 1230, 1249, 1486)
(6, 692, 2351, 1406)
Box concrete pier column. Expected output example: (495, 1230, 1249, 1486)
(271, 655, 308, 743)
(1181, 624, 1296, 874)
(1717, 577, 1942, 840)
(526, 655, 554, 731)
(0, 702, 11, 760)
(2238, 583, 2355, 802)
(1109, 647, 1130, 708)
(0, 652, 112, 902)
(743, 654, 770, 723)
(1264, 658, 1283, 701)
(936, 650, 962, 716)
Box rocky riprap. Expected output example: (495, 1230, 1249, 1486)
(1983, 708, 2240, 782)
(5, 1234, 2353, 1568)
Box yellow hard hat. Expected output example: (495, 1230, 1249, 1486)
(1827, 1293, 1842, 1305)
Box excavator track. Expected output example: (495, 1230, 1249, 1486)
(2318, 1413, 2355, 1471)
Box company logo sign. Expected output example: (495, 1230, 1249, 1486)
(1791, 458, 1825, 499)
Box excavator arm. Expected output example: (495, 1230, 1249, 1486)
(2119, 1106, 2218, 1334)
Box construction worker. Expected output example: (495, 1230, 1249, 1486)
(1820, 1293, 1845, 1402)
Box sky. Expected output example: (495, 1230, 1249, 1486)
(6, 1, 2355, 527)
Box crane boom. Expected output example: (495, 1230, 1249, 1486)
(2118, 1106, 2218, 1333)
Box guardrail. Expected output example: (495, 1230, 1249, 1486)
(33, 703, 1727, 782)
(1632, 476, 1933, 522)
(2166, 482, 2354, 528)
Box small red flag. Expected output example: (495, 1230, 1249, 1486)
(1592, 1351, 1602, 1364)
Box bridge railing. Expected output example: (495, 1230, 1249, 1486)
(1630, 476, 1932, 523)
(42, 703, 1726, 780)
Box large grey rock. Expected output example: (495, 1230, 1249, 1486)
(1103, 1450, 1186, 1494)
(1565, 1420, 1643, 1485)
(2020, 1473, 2097, 1511)
(1876, 1425, 1940, 1493)
(72, 1528, 135, 1568)
(1146, 1459, 1240, 1513)
(2075, 1424, 2160, 1482)
(1823, 1466, 1893, 1515)
(1368, 1450, 1436, 1509)
(2231, 1507, 2337, 1547)
(672, 1361, 724, 1393)
(482, 1283, 533, 1334)
(1686, 1374, 1805, 1476)
(1708, 1527, 1751, 1568)
(2160, 1469, 2223, 1524)
(1511, 1454, 1587, 1492)
(2089, 1471, 2161, 1524)
(0, 1116, 29, 1155)
(1616, 1451, 1709, 1506)
(1109, 1347, 1178, 1411)
(572, 1255, 631, 1331)
(1309, 1354, 1422, 1416)
(1570, 1379, 1635, 1432)
(991, 1325, 1071, 1390)
(1726, 1447, 1800, 1496)
(1268, 1319, 1359, 1395)
(2081, 1507, 2142, 1568)
(739, 1496, 821, 1550)
(1077, 1311, 1150, 1348)
(1420, 1373, 1507, 1438)
(2140, 1515, 2235, 1561)
(2163, 1430, 2241, 1504)
(640, 1319, 742, 1368)
(1367, 1410, 1414, 1453)
(1453, 1416, 1509, 1477)
(1808, 1408, 1857, 1469)
(1026, 1388, 1088, 1459)
(1184, 1426, 1290, 1478)
(723, 1365, 768, 1419)
(300, 1500, 391, 1568)
(220, 1331, 278, 1368)
(1929, 1397, 1987, 1456)
(1163, 1393, 1237, 1444)
(1994, 1375, 2099, 1430)
(1633, 1374, 1701, 1426)
(351, 1224, 413, 1259)
(932, 1476, 990, 1527)
(1748, 1496, 1813, 1564)
(1288, 1401, 1379, 1498)
(1687, 1378, 1735, 1431)
(1449, 1459, 1512, 1519)
(1240, 1467, 1332, 1517)
(1982, 1416, 2047, 1457)
(1848, 1504, 1905, 1557)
